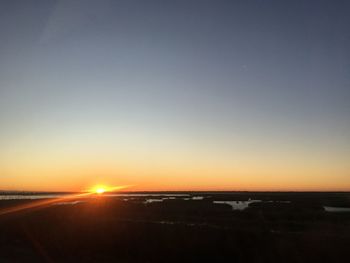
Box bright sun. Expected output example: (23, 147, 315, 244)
(95, 188, 106, 194)
(90, 185, 108, 195)
(88, 184, 131, 195)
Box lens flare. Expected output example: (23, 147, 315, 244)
(0, 185, 134, 217)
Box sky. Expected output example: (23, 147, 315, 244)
(0, 0, 349, 192)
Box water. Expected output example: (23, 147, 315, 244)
(324, 206, 350, 212)
(3, 194, 347, 213)
(0, 193, 189, 200)
(0, 194, 62, 200)
(54, 201, 85, 206)
(213, 200, 261, 210)
(144, 196, 204, 203)
(144, 199, 164, 203)
(105, 193, 189, 197)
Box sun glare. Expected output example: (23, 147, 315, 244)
(89, 185, 108, 195)
(96, 188, 106, 194)
(88, 184, 132, 195)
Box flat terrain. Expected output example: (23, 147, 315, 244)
(0, 192, 350, 262)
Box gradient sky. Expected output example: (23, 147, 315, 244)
(0, 0, 349, 191)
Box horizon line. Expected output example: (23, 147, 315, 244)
(1, 190, 349, 194)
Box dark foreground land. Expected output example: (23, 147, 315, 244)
(1, 192, 350, 263)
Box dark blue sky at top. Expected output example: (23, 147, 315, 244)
(0, 0, 349, 160)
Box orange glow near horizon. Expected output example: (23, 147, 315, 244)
(1, 115, 349, 193)
(89, 185, 108, 194)
(96, 188, 105, 194)
(0, 184, 132, 217)
(1, 140, 349, 192)
(88, 184, 134, 195)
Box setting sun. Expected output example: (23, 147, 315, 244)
(88, 184, 132, 195)
(95, 188, 106, 194)
(89, 185, 108, 195)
